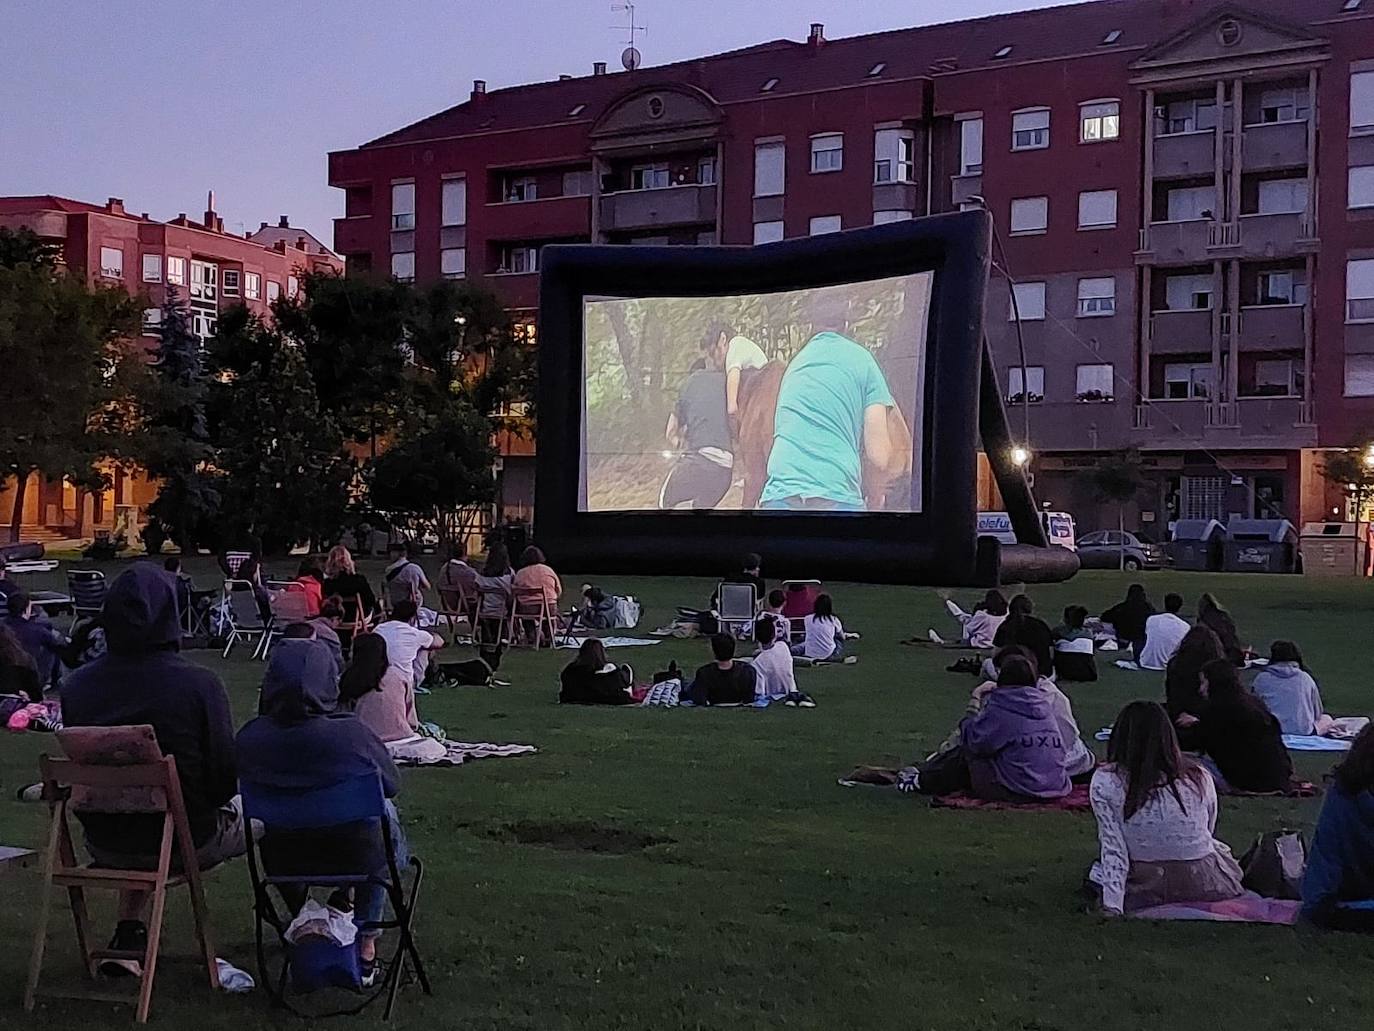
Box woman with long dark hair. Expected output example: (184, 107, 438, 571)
(993, 594, 1054, 679)
(559, 638, 634, 705)
(1189, 658, 1292, 793)
(1197, 593, 1245, 666)
(1303, 726, 1374, 929)
(932, 589, 1008, 649)
(0, 624, 40, 701)
(797, 593, 846, 661)
(1164, 625, 1224, 746)
(960, 653, 1071, 801)
(1088, 701, 1243, 915)
(474, 542, 515, 643)
(1251, 640, 1326, 735)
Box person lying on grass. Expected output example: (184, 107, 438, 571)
(1088, 701, 1243, 916)
(1182, 659, 1293, 794)
(1303, 725, 1374, 931)
(927, 589, 1007, 649)
(559, 638, 635, 705)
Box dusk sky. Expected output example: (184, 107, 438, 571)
(0, 0, 1060, 245)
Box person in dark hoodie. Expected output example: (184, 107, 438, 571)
(1185, 658, 1293, 793)
(62, 565, 240, 977)
(1101, 583, 1156, 659)
(236, 639, 403, 984)
(1302, 725, 1374, 930)
(959, 653, 1071, 801)
(992, 594, 1055, 679)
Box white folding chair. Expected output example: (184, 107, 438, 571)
(716, 582, 758, 640)
(222, 581, 269, 659)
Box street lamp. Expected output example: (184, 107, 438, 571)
(1010, 446, 1032, 468)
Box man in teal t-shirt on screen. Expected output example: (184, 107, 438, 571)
(759, 310, 909, 512)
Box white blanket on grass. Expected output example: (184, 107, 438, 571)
(557, 636, 662, 649)
(390, 737, 539, 766)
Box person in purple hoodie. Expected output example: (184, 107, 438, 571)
(960, 653, 1072, 802)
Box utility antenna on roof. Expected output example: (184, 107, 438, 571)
(612, 1, 646, 70)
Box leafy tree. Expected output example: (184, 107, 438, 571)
(0, 264, 140, 542)
(1079, 449, 1148, 569)
(0, 226, 61, 270)
(1320, 445, 1374, 520)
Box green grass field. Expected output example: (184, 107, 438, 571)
(1, 560, 1371, 1030)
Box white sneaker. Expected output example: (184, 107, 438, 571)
(928, 629, 946, 644)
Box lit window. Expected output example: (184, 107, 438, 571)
(993, 45, 1013, 59)
(874, 128, 915, 183)
(1080, 101, 1120, 142)
(1348, 258, 1374, 321)
(1101, 29, 1122, 44)
(166, 255, 186, 285)
(1009, 282, 1046, 321)
(630, 163, 671, 190)
(441, 247, 466, 279)
(810, 133, 844, 173)
(287, 275, 299, 299)
(244, 272, 261, 299)
(753, 221, 784, 244)
(505, 176, 538, 202)
(99, 246, 123, 278)
(761, 77, 779, 92)
(141, 254, 161, 282)
(441, 176, 467, 226)
(1076, 364, 1114, 401)
(390, 253, 414, 282)
(867, 62, 887, 77)
(1351, 166, 1374, 208)
(873, 210, 913, 224)
(1078, 189, 1118, 228)
(1007, 366, 1044, 403)
(1011, 109, 1050, 150)
(754, 140, 785, 197)
(141, 307, 162, 336)
(809, 215, 842, 235)
(391, 181, 416, 230)
(1010, 196, 1048, 233)
(1346, 355, 1374, 396)
(568, 103, 586, 117)
(959, 117, 983, 174)
(1164, 363, 1213, 400)
(222, 269, 240, 296)
(267, 279, 283, 300)
(1077, 277, 1116, 316)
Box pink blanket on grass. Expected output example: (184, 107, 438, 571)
(1129, 892, 1300, 924)
(931, 783, 1092, 812)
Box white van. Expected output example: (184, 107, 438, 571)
(977, 511, 1077, 551)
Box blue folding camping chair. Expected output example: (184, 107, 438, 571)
(241, 773, 430, 1020)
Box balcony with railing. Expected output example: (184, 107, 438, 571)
(1130, 397, 1314, 447)
(1237, 304, 1304, 352)
(1236, 211, 1317, 258)
(599, 183, 718, 233)
(1153, 130, 1216, 180)
(1149, 308, 1214, 354)
(1242, 119, 1309, 173)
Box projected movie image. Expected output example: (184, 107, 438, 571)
(581, 273, 932, 514)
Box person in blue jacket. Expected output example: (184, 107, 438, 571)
(1302, 725, 1374, 931)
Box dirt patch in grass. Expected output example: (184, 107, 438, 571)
(486, 819, 672, 854)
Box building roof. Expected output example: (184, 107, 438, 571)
(358, 0, 1341, 150)
(0, 195, 144, 219)
(247, 219, 337, 257)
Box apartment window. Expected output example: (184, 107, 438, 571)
(1160, 97, 1217, 135)
(1165, 185, 1215, 221)
(1257, 87, 1308, 124)
(874, 210, 913, 224)
(1257, 178, 1308, 214)
(959, 117, 984, 175)
(1256, 270, 1307, 305)
(166, 255, 186, 285)
(1011, 109, 1050, 151)
(141, 307, 162, 336)
(1350, 166, 1374, 208)
(1010, 196, 1048, 234)
(630, 163, 670, 191)
(1009, 281, 1046, 321)
(1101, 29, 1123, 44)
(1346, 354, 1374, 395)
(1164, 362, 1212, 400)
(141, 254, 161, 282)
(189, 261, 216, 300)
(243, 272, 260, 299)
(440, 247, 466, 278)
(1165, 273, 1213, 310)
(1076, 363, 1115, 401)
(1007, 366, 1045, 403)
(99, 246, 123, 278)
(266, 279, 282, 300)
(562, 169, 593, 197)
(222, 269, 240, 297)
(1080, 101, 1120, 142)
(754, 141, 785, 197)
(1351, 71, 1374, 133)
(287, 275, 299, 299)
(874, 128, 915, 183)
(809, 215, 842, 236)
(1077, 277, 1116, 316)
(390, 253, 414, 282)
(441, 176, 467, 226)
(753, 221, 784, 244)
(501, 245, 540, 274)
(1078, 189, 1118, 228)
(503, 176, 536, 202)
(191, 313, 216, 340)
(1252, 359, 1295, 397)
(1348, 258, 1374, 321)
(810, 133, 844, 173)
(391, 181, 415, 230)
(697, 157, 717, 186)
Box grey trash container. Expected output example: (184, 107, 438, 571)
(1222, 519, 1298, 574)
(1171, 519, 1224, 572)
(1299, 522, 1371, 577)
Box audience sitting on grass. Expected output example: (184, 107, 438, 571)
(512, 546, 562, 609)
(1184, 658, 1293, 794)
(1088, 701, 1244, 916)
(1101, 584, 1155, 659)
(930, 589, 1007, 649)
(1164, 625, 1225, 748)
(384, 541, 432, 609)
(559, 638, 634, 705)
(3, 591, 68, 692)
(959, 653, 1072, 802)
(1302, 725, 1374, 931)
(63, 565, 241, 977)
(1251, 641, 1327, 736)
(688, 633, 757, 706)
(236, 638, 404, 986)
(1198, 592, 1245, 667)
(322, 545, 378, 621)
(374, 600, 445, 690)
(308, 597, 346, 672)
(339, 631, 445, 762)
(795, 593, 846, 662)
(0, 624, 40, 701)
(992, 594, 1055, 680)
(1051, 605, 1097, 682)
(750, 614, 797, 703)
(710, 552, 766, 612)
(474, 543, 515, 641)
(761, 589, 791, 644)
(578, 586, 615, 630)
(293, 558, 324, 617)
(1138, 593, 1190, 671)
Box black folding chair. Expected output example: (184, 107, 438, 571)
(241, 773, 430, 1020)
(66, 569, 107, 620)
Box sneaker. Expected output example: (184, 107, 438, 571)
(360, 955, 381, 989)
(796, 692, 817, 708)
(927, 629, 946, 645)
(842, 656, 858, 665)
(99, 920, 147, 978)
(618, 663, 634, 687)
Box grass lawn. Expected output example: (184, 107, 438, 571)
(1, 559, 1371, 1030)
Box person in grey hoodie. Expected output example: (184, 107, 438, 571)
(960, 653, 1072, 801)
(1251, 640, 1325, 736)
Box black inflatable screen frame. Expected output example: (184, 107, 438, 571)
(536, 210, 1008, 585)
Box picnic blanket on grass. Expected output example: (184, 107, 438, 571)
(1129, 892, 1300, 924)
(392, 740, 538, 767)
(1097, 726, 1357, 755)
(931, 783, 1093, 812)
(557, 637, 662, 649)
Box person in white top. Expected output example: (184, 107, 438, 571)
(1088, 701, 1244, 915)
(1137, 593, 1191, 671)
(703, 322, 768, 420)
(928, 589, 1008, 649)
(373, 599, 445, 688)
(748, 614, 797, 702)
(794, 593, 845, 661)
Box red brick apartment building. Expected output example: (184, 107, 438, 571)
(329, 0, 1374, 534)
(0, 194, 341, 540)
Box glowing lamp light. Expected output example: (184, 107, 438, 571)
(1363, 445, 1374, 469)
(1011, 446, 1032, 467)
(661, 450, 674, 460)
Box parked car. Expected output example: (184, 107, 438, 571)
(1075, 530, 1169, 571)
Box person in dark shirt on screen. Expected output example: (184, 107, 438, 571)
(689, 633, 757, 706)
(660, 360, 734, 510)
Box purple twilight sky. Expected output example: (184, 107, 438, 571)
(0, 0, 1060, 245)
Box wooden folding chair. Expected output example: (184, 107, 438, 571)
(25, 726, 219, 1024)
(335, 594, 373, 659)
(436, 579, 475, 640)
(475, 585, 513, 647)
(510, 587, 555, 649)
